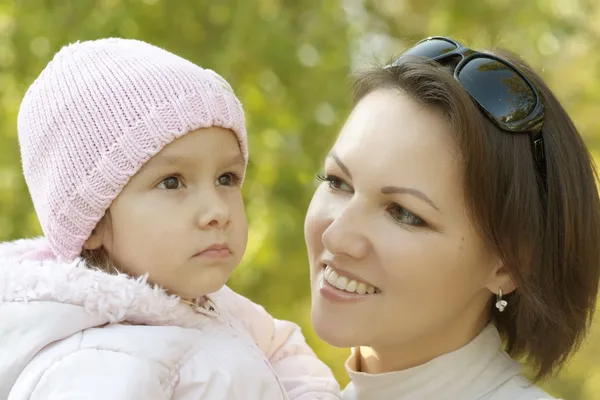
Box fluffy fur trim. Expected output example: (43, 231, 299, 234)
(0, 238, 214, 327)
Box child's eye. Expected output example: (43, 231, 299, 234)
(316, 174, 353, 193)
(157, 176, 184, 190)
(217, 172, 242, 186)
(387, 203, 427, 227)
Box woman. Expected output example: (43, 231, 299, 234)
(305, 36, 600, 399)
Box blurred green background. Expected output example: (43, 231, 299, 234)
(1, 0, 599, 398)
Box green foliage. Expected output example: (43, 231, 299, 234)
(1, 1, 598, 398)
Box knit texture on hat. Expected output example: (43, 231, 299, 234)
(17, 38, 247, 262)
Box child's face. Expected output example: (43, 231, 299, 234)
(86, 127, 248, 299)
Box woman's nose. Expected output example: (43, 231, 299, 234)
(321, 201, 369, 260)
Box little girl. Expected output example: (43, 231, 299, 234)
(0, 38, 340, 399)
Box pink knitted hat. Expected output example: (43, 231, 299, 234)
(17, 38, 248, 262)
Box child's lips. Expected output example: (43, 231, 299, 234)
(194, 243, 231, 259)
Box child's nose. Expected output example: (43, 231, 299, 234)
(195, 190, 229, 229)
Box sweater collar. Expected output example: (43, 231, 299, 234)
(343, 324, 523, 400)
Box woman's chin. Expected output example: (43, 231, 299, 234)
(311, 307, 363, 348)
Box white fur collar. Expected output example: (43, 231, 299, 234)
(0, 238, 214, 327)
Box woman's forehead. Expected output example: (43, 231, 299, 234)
(332, 89, 457, 168)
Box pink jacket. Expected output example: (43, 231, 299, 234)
(0, 238, 341, 400)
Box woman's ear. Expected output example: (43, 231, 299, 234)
(484, 261, 517, 295)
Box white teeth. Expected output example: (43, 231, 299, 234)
(329, 270, 339, 281)
(323, 266, 377, 295)
(346, 280, 357, 292)
(336, 276, 349, 289)
(356, 282, 367, 295)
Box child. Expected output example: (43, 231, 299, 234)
(0, 38, 341, 399)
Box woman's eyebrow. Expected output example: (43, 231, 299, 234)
(381, 186, 440, 213)
(328, 151, 352, 178)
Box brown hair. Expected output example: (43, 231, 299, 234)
(352, 50, 600, 380)
(80, 246, 117, 273)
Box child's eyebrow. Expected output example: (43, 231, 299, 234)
(144, 152, 246, 170)
(145, 153, 192, 169)
(222, 153, 246, 168)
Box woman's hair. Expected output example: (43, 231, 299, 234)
(352, 50, 600, 380)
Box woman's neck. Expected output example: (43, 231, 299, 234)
(358, 314, 489, 374)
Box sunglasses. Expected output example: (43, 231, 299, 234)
(389, 36, 547, 187)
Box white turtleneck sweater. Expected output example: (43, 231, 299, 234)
(342, 324, 558, 400)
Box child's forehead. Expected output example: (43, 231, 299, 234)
(146, 151, 245, 169)
(143, 129, 245, 170)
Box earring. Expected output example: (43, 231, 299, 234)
(495, 287, 508, 312)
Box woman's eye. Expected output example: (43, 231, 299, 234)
(157, 176, 184, 190)
(388, 204, 426, 227)
(316, 174, 353, 192)
(217, 172, 242, 186)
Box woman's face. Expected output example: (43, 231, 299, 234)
(305, 89, 504, 363)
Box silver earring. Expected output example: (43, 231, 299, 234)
(495, 287, 508, 312)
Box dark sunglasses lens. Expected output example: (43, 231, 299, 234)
(401, 39, 458, 59)
(457, 58, 536, 125)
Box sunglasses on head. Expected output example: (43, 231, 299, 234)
(388, 36, 547, 188)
